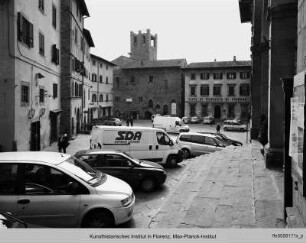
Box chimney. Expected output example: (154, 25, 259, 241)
(233, 56, 236, 62)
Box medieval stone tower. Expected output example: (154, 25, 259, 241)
(130, 29, 158, 61)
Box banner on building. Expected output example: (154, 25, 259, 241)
(290, 72, 305, 177)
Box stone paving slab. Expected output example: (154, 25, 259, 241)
(153, 142, 284, 228)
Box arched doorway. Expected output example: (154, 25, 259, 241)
(163, 105, 168, 115)
(145, 111, 152, 119)
(148, 100, 153, 108)
(214, 105, 221, 119)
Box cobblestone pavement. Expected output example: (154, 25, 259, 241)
(150, 141, 284, 228)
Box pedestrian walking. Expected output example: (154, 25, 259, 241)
(58, 133, 69, 153)
(258, 114, 268, 150)
(216, 123, 221, 133)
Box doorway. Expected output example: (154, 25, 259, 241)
(30, 121, 40, 151)
(214, 105, 221, 119)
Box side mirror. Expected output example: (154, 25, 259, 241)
(169, 140, 174, 146)
(66, 182, 79, 195)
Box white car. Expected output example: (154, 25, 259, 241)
(176, 132, 226, 158)
(0, 152, 135, 228)
(223, 119, 247, 132)
(203, 116, 215, 124)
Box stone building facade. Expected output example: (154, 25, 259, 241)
(239, 0, 269, 138)
(240, 0, 306, 227)
(0, 0, 61, 151)
(112, 30, 186, 119)
(60, 0, 91, 138)
(183, 59, 251, 120)
(89, 54, 115, 121)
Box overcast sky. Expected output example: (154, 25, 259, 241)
(85, 0, 251, 63)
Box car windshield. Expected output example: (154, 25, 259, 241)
(59, 156, 106, 187)
(121, 151, 141, 164)
(214, 137, 227, 147)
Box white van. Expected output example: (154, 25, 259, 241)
(152, 116, 190, 134)
(90, 126, 183, 167)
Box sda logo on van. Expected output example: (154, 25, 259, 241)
(115, 131, 142, 144)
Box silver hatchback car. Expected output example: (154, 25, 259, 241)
(176, 132, 226, 158)
(0, 152, 135, 228)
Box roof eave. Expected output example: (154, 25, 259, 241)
(239, 0, 252, 23)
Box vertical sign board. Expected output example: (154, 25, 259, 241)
(290, 71, 305, 189)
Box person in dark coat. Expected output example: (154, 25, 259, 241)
(216, 124, 221, 133)
(258, 114, 268, 147)
(58, 133, 69, 153)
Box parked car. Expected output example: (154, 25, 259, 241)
(75, 149, 167, 192)
(176, 132, 226, 159)
(223, 119, 247, 132)
(198, 132, 243, 146)
(0, 152, 135, 228)
(203, 116, 215, 124)
(101, 118, 122, 126)
(182, 116, 191, 124)
(190, 116, 201, 124)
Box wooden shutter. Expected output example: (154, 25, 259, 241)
(17, 12, 23, 41)
(29, 22, 34, 47)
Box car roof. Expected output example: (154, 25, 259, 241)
(75, 149, 125, 156)
(179, 132, 217, 138)
(0, 152, 70, 165)
(92, 125, 165, 132)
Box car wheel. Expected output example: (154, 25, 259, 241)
(181, 148, 191, 159)
(82, 210, 114, 228)
(141, 177, 157, 192)
(166, 155, 177, 168)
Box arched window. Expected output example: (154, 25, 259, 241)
(99, 94, 103, 102)
(148, 99, 153, 108)
(171, 100, 177, 116)
(92, 94, 97, 102)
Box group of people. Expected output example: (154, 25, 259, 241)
(126, 115, 134, 126)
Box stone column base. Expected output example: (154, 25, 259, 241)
(263, 143, 283, 168)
